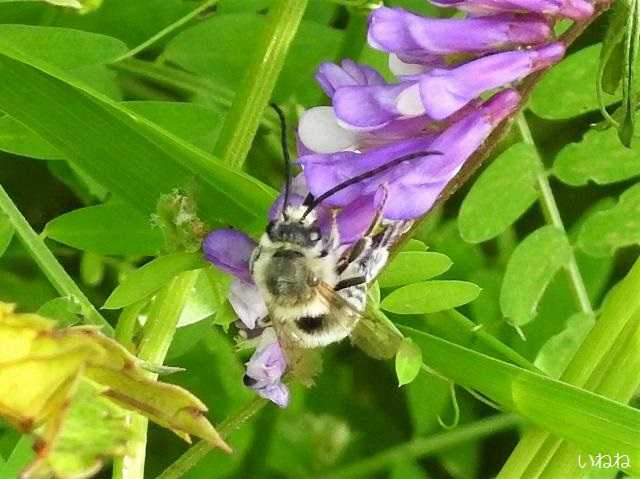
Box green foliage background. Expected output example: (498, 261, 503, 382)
(0, 0, 638, 478)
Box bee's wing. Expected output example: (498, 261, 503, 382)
(317, 282, 402, 360)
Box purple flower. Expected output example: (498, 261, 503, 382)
(244, 328, 289, 407)
(203, 229, 256, 283)
(430, 0, 593, 20)
(326, 42, 562, 129)
(368, 8, 551, 59)
(418, 42, 565, 120)
(300, 89, 520, 219)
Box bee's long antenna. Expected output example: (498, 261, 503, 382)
(302, 150, 443, 219)
(270, 103, 291, 221)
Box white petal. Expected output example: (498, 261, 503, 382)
(389, 54, 426, 77)
(298, 107, 359, 154)
(229, 279, 268, 330)
(395, 84, 425, 117)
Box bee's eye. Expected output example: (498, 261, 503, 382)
(266, 221, 276, 238)
(308, 228, 321, 242)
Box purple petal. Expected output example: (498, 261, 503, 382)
(383, 181, 446, 219)
(372, 89, 521, 219)
(300, 135, 436, 206)
(336, 190, 386, 244)
(368, 8, 551, 57)
(245, 336, 288, 381)
(316, 59, 385, 98)
(254, 381, 290, 408)
(203, 229, 256, 282)
(228, 279, 268, 330)
(429, 0, 593, 20)
(419, 43, 564, 120)
(333, 82, 416, 130)
(244, 328, 290, 407)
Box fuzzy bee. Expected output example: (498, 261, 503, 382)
(249, 105, 440, 360)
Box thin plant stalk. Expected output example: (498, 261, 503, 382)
(213, 0, 309, 169)
(112, 270, 200, 479)
(516, 113, 593, 316)
(114, 0, 220, 62)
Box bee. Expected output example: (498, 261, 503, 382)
(250, 104, 440, 361)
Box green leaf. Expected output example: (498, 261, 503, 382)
(500, 226, 571, 326)
(379, 252, 452, 288)
(381, 281, 481, 315)
(124, 101, 225, 153)
(0, 214, 13, 257)
(402, 239, 427, 251)
(469, 268, 503, 327)
(0, 115, 60, 160)
(406, 371, 450, 436)
(531, 45, 619, 119)
(553, 127, 640, 185)
(0, 42, 276, 232)
(0, 101, 224, 161)
(402, 325, 640, 475)
(598, 0, 629, 98)
(80, 252, 105, 287)
(103, 252, 205, 309)
(37, 297, 82, 327)
(619, 0, 640, 146)
(23, 381, 132, 479)
(459, 143, 540, 243)
(177, 268, 229, 328)
(0, 24, 127, 69)
(534, 312, 595, 379)
(578, 183, 640, 257)
(395, 338, 422, 387)
(44, 201, 162, 256)
(0, 437, 33, 479)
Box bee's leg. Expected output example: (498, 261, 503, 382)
(336, 188, 389, 275)
(334, 275, 366, 291)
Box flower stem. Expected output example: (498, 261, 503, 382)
(112, 270, 200, 479)
(154, 396, 268, 479)
(0, 185, 112, 333)
(113, 0, 220, 62)
(213, 0, 309, 169)
(320, 414, 518, 479)
(515, 113, 593, 316)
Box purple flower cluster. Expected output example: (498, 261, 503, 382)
(204, 0, 587, 407)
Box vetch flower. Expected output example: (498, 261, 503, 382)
(430, 0, 594, 20)
(301, 89, 520, 219)
(243, 328, 289, 408)
(417, 42, 565, 120)
(368, 8, 551, 60)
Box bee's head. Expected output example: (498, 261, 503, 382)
(266, 211, 321, 248)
